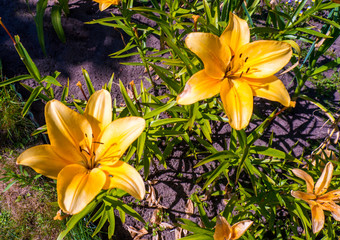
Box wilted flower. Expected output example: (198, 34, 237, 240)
(214, 216, 253, 240)
(291, 162, 340, 233)
(17, 90, 146, 214)
(93, 0, 120, 11)
(177, 13, 292, 130)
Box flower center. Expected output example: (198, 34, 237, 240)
(79, 133, 104, 169)
(224, 53, 254, 79)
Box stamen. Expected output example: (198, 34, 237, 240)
(245, 57, 248, 62)
(92, 141, 104, 145)
(240, 72, 243, 78)
(230, 55, 234, 61)
(246, 68, 250, 73)
(239, 53, 242, 58)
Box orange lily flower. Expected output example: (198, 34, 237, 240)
(93, 0, 120, 11)
(214, 216, 253, 240)
(17, 90, 146, 215)
(177, 13, 292, 130)
(291, 162, 340, 233)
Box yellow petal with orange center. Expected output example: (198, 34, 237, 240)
(245, 75, 291, 107)
(318, 189, 340, 201)
(315, 162, 333, 195)
(214, 216, 232, 240)
(291, 169, 315, 194)
(95, 117, 145, 163)
(45, 100, 92, 164)
(176, 70, 222, 105)
(291, 190, 317, 201)
(84, 89, 112, 138)
(230, 220, 253, 240)
(17, 145, 73, 179)
(220, 13, 250, 55)
(220, 79, 253, 130)
(57, 164, 106, 215)
(234, 40, 292, 79)
(311, 204, 325, 233)
(185, 32, 231, 79)
(319, 201, 340, 221)
(100, 161, 145, 200)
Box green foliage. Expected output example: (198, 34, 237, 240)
(0, 0, 339, 239)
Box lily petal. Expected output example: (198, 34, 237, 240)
(45, 100, 92, 163)
(214, 216, 232, 240)
(99, 3, 111, 11)
(234, 40, 292, 79)
(17, 145, 72, 179)
(176, 70, 222, 105)
(319, 201, 340, 221)
(291, 190, 317, 202)
(231, 220, 253, 239)
(100, 161, 145, 200)
(57, 164, 106, 215)
(220, 13, 250, 55)
(319, 189, 340, 201)
(220, 79, 253, 130)
(96, 117, 145, 163)
(185, 32, 231, 79)
(315, 162, 333, 195)
(311, 204, 325, 233)
(291, 169, 315, 194)
(84, 89, 112, 138)
(246, 75, 291, 107)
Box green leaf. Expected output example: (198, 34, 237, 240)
(61, 79, 69, 102)
(35, 0, 48, 55)
(249, 146, 297, 161)
(177, 218, 214, 236)
(119, 80, 140, 116)
(195, 151, 237, 168)
(14, 36, 42, 82)
(311, 57, 340, 76)
(104, 196, 145, 223)
(82, 68, 95, 96)
(91, 211, 108, 237)
(150, 118, 188, 127)
(143, 101, 177, 119)
(57, 199, 99, 240)
(21, 86, 43, 117)
(296, 27, 332, 38)
(42, 76, 62, 86)
(0, 74, 32, 87)
(51, 5, 66, 43)
(106, 207, 115, 239)
(136, 132, 146, 162)
(203, 161, 229, 190)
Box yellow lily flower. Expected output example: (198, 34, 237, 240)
(93, 0, 120, 11)
(291, 162, 340, 233)
(17, 90, 146, 215)
(177, 13, 292, 130)
(214, 216, 253, 240)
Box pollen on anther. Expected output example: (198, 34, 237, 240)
(240, 72, 243, 78)
(245, 57, 249, 62)
(246, 68, 250, 73)
(230, 55, 234, 61)
(85, 133, 88, 138)
(239, 53, 243, 58)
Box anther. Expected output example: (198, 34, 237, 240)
(245, 57, 248, 62)
(85, 133, 88, 138)
(240, 72, 243, 78)
(92, 134, 94, 138)
(239, 53, 242, 58)
(230, 55, 234, 61)
(109, 175, 113, 178)
(246, 68, 250, 73)
(92, 141, 104, 145)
